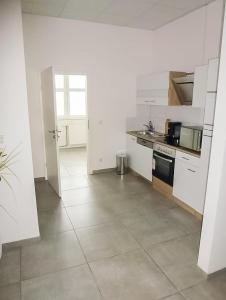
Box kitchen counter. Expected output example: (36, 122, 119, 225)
(127, 131, 201, 158)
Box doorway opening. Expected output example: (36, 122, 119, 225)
(54, 74, 88, 191)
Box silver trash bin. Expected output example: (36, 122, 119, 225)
(116, 151, 128, 175)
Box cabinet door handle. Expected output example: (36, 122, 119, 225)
(182, 157, 189, 161)
(187, 168, 196, 173)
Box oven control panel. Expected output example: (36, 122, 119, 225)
(153, 143, 176, 158)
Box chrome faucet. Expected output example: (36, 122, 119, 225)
(143, 121, 154, 133)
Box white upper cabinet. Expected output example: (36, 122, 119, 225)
(136, 72, 169, 106)
(136, 71, 191, 106)
(207, 58, 219, 92)
(192, 64, 208, 108)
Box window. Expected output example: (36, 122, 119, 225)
(55, 75, 87, 117)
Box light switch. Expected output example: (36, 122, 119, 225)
(0, 135, 4, 144)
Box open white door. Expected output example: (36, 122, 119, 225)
(41, 67, 61, 196)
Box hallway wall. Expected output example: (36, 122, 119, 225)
(22, 15, 154, 177)
(0, 0, 39, 243)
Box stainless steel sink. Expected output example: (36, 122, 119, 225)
(137, 131, 165, 139)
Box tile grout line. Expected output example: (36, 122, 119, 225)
(64, 206, 106, 300)
(118, 216, 206, 297)
(34, 174, 204, 299)
(116, 216, 183, 296)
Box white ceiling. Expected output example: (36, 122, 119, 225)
(22, 0, 214, 30)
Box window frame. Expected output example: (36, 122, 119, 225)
(55, 75, 87, 119)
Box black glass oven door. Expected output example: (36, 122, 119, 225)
(152, 151, 175, 186)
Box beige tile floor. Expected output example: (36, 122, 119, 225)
(1, 149, 226, 299)
(59, 147, 88, 191)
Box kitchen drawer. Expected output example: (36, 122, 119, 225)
(176, 151, 200, 167)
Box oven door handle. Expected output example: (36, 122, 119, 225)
(153, 153, 173, 163)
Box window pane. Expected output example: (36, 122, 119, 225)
(55, 75, 64, 89)
(56, 92, 64, 116)
(69, 91, 86, 116)
(69, 75, 86, 89)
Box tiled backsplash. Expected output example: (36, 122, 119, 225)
(126, 104, 204, 133)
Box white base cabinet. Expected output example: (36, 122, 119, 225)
(173, 151, 204, 214)
(126, 134, 140, 173)
(126, 135, 153, 182)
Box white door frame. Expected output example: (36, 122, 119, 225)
(54, 71, 92, 175)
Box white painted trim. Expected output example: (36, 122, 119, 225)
(55, 72, 92, 174)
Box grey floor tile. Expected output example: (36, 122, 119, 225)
(0, 283, 21, 300)
(122, 214, 185, 250)
(36, 192, 63, 211)
(181, 270, 226, 300)
(66, 202, 117, 229)
(162, 294, 185, 300)
(99, 192, 141, 215)
(22, 265, 102, 300)
(61, 175, 90, 191)
(90, 249, 176, 300)
(148, 234, 204, 290)
(21, 231, 85, 280)
(35, 181, 56, 197)
(0, 248, 20, 287)
(118, 210, 147, 226)
(148, 234, 200, 268)
(136, 191, 177, 214)
(165, 208, 202, 234)
(162, 263, 205, 291)
(110, 177, 153, 195)
(38, 207, 73, 237)
(62, 185, 109, 207)
(76, 222, 140, 262)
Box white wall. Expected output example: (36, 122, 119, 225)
(0, 0, 39, 243)
(23, 0, 224, 177)
(198, 5, 226, 274)
(152, 0, 224, 73)
(22, 14, 154, 177)
(136, 0, 224, 132)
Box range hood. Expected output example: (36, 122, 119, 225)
(173, 74, 194, 105)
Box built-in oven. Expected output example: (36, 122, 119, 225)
(152, 144, 176, 186)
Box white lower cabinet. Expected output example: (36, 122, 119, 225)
(136, 143, 153, 181)
(126, 134, 139, 173)
(126, 135, 153, 182)
(173, 151, 203, 214)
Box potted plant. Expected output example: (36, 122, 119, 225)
(0, 147, 19, 258)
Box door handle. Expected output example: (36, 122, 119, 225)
(48, 130, 56, 134)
